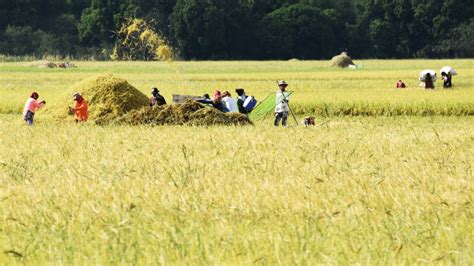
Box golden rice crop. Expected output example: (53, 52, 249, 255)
(0, 60, 473, 264)
(0, 115, 472, 264)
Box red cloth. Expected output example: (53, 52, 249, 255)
(74, 99, 88, 121)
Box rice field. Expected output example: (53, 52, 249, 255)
(0, 60, 473, 116)
(0, 60, 473, 264)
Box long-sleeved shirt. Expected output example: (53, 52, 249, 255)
(222, 96, 238, 113)
(23, 98, 44, 117)
(74, 100, 89, 121)
(275, 91, 290, 113)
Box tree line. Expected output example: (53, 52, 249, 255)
(0, 0, 472, 60)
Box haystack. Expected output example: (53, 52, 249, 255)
(116, 100, 252, 126)
(330, 52, 355, 68)
(70, 75, 149, 125)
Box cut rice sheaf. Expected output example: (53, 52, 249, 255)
(116, 101, 252, 126)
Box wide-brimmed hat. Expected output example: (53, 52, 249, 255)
(151, 87, 160, 93)
(278, 80, 288, 86)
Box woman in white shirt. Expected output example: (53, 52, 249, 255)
(221, 91, 238, 113)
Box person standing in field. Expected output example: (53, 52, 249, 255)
(274, 80, 290, 126)
(442, 72, 452, 88)
(424, 73, 435, 89)
(150, 87, 167, 107)
(70, 93, 88, 122)
(222, 91, 238, 113)
(22, 92, 45, 126)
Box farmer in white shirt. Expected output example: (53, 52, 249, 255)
(274, 80, 290, 126)
(222, 91, 238, 113)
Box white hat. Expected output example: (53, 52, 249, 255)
(278, 80, 288, 86)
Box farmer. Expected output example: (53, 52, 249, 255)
(424, 73, 435, 89)
(150, 87, 167, 107)
(222, 91, 238, 113)
(236, 88, 248, 114)
(396, 80, 406, 88)
(212, 90, 228, 112)
(197, 93, 213, 106)
(441, 72, 452, 88)
(70, 92, 88, 122)
(22, 92, 45, 126)
(274, 80, 290, 126)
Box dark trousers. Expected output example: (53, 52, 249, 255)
(274, 112, 288, 126)
(444, 80, 452, 88)
(24, 110, 35, 126)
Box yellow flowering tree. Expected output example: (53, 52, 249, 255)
(111, 18, 174, 61)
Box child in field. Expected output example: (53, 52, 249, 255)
(69, 92, 88, 122)
(22, 92, 45, 126)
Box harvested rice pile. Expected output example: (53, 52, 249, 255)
(330, 52, 355, 68)
(117, 100, 253, 126)
(59, 75, 251, 126)
(69, 75, 149, 125)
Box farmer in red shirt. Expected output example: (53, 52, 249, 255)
(70, 93, 88, 122)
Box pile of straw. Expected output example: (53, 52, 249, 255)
(117, 101, 252, 126)
(330, 52, 355, 68)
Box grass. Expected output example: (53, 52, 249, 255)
(0, 60, 473, 264)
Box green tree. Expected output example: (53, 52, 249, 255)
(78, 0, 137, 46)
(0, 25, 59, 56)
(434, 18, 474, 57)
(135, 0, 177, 38)
(170, 0, 225, 59)
(256, 3, 337, 59)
